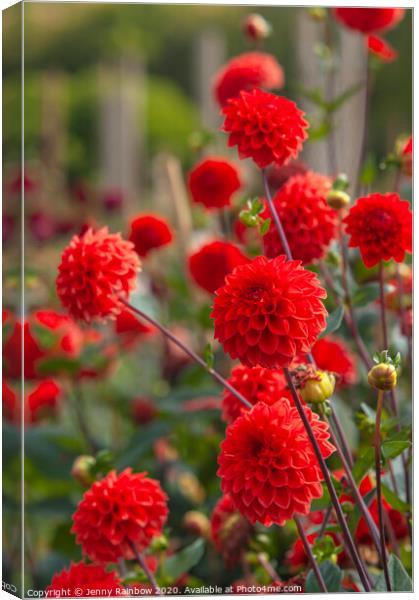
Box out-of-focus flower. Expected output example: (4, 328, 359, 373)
(132, 397, 158, 425)
(222, 365, 287, 424)
(71, 455, 96, 487)
(103, 189, 124, 212)
(153, 437, 179, 463)
(57, 227, 141, 322)
(217, 400, 335, 526)
(211, 494, 252, 568)
(188, 157, 241, 210)
(188, 240, 249, 294)
(114, 307, 155, 349)
(366, 35, 398, 62)
(222, 89, 308, 168)
(211, 255, 327, 368)
(29, 211, 57, 243)
(182, 396, 221, 413)
(333, 8, 405, 34)
(344, 193, 412, 267)
(176, 471, 206, 505)
(8, 171, 38, 196)
(214, 52, 283, 107)
(262, 172, 336, 264)
(129, 214, 173, 258)
(3, 379, 61, 425)
(72, 469, 168, 563)
(312, 336, 358, 387)
(242, 14, 271, 42)
(3, 214, 15, 244)
(384, 267, 412, 312)
(266, 160, 309, 192)
(183, 511, 211, 538)
(46, 562, 123, 598)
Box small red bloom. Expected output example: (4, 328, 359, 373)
(333, 8, 405, 34)
(211, 494, 252, 568)
(222, 365, 287, 424)
(129, 214, 173, 258)
(222, 89, 309, 169)
(343, 193, 412, 267)
(214, 52, 284, 107)
(3, 379, 61, 425)
(132, 397, 158, 425)
(3, 319, 44, 380)
(114, 307, 155, 348)
(57, 227, 141, 322)
(262, 172, 336, 264)
(266, 160, 309, 193)
(217, 400, 335, 526)
(182, 396, 222, 413)
(46, 561, 123, 598)
(311, 336, 357, 387)
(72, 469, 168, 563)
(211, 255, 327, 368)
(188, 158, 241, 210)
(189, 240, 249, 294)
(367, 35, 398, 62)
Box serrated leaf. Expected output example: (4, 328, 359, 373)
(381, 483, 410, 513)
(306, 560, 343, 593)
(374, 554, 412, 591)
(319, 305, 344, 338)
(163, 539, 205, 582)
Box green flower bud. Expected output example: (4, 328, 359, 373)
(71, 455, 96, 487)
(326, 190, 351, 210)
(368, 363, 397, 391)
(299, 370, 335, 404)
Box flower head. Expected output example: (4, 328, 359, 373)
(211, 255, 327, 368)
(189, 240, 249, 294)
(114, 307, 155, 348)
(217, 400, 335, 526)
(57, 227, 141, 322)
(222, 89, 309, 168)
(343, 193, 412, 267)
(214, 52, 284, 107)
(242, 14, 271, 42)
(46, 562, 123, 598)
(211, 494, 252, 567)
(222, 365, 287, 423)
(72, 469, 168, 563)
(312, 336, 358, 387)
(188, 157, 241, 210)
(129, 214, 173, 258)
(262, 172, 336, 264)
(3, 379, 61, 425)
(333, 8, 405, 33)
(367, 35, 398, 62)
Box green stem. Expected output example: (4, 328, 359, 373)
(294, 516, 327, 592)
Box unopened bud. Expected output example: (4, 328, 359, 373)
(295, 366, 335, 404)
(308, 7, 327, 21)
(368, 363, 397, 391)
(71, 455, 96, 486)
(327, 190, 351, 210)
(242, 14, 271, 41)
(183, 511, 210, 538)
(149, 534, 169, 553)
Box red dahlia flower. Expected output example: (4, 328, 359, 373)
(222, 89, 309, 168)
(262, 172, 336, 264)
(189, 240, 249, 294)
(72, 469, 168, 563)
(46, 561, 123, 597)
(3, 379, 61, 425)
(132, 397, 158, 425)
(211, 494, 252, 568)
(333, 8, 405, 34)
(311, 336, 357, 387)
(129, 214, 173, 258)
(214, 52, 284, 107)
(56, 227, 141, 322)
(222, 365, 287, 424)
(188, 157, 241, 210)
(367, 35, 398, 63)
(343, 193, 412, 267)
(211, 255, 327, 368)
(114, 307, 155, 348)
(217, 400, 335, 526)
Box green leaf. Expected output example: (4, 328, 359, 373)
(163, 539, 205, 582)
(319, 305, 344, 338)
(116, 422, 170, 470)
(381, 483, 410, 513)
(203, 344, 214, 369)
(260, 218, 271, 236)
(324, 82, 363, 113)
(37, 356, 81, 376)
(382, 440, 411, 461)
(352, 448, 375, 483)
(306, 560, 343, 593)
(374, 554, 412, 591)
(296, 85, 327, 109)
(352, 282, 381, 307)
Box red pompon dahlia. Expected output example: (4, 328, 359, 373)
(211, 494, 252, 568)
(46, 561, 123, 597)
(311, 336, 357, 387)
(333, 8, 405, 34)
(129, 214, 173, 258)
(188, 157, 241, 210)
(56, 227, 141, 322)
(222, 89, 309, 169)
(72, 469, 168, 563)
(211, 255, 327, 368)
(114, 307, 155, 348)
(343, 193, 412, 268)
(217, 400, 335, 526)
(222, 365, 287, 424)
(262, 172, 336, 264)
(188, 240, 249, 294)
(367, 35, 398, 63)
(213, 52, 284, 107)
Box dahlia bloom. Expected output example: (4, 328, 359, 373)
(188, 157, 241, 210)
(333, 8, 405, 34)
(367, 35, 398, 63)
(343, 193, 412, 267)
(56, 227, 141, 322)
(214, 52, 284, 107)
(266, 160, 309, 192)
(72, 469, 168, 563)
(211, 494, 252, 568)
(217, 400, 335, 526)
(189, 240, 249, 294)
(132, 397, 158, 425)
(129, 214, 173, 258)
(222, 89, 309, 169)
(114, 307, 155, 348)
(46, 562, 123, 597)
(262, 172, 336, 264)
(222, 365, 287, 424)
(3, 379, 61, 425)
(311, 336, 357, 387)
(211, 255, 327, 368)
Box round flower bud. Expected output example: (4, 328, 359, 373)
(71, 455, 96, 487)
(149, 534, 169, 553)
(327, 190, 351, 210)
(368, 363, 397, 390)
(242, 14, 271, 41)
(308, 7, 327, 21)
(299, 370, 335, 404)
(183, 511, 211, 538)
